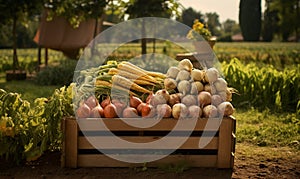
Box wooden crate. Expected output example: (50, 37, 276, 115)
(61, 117, 236, 168)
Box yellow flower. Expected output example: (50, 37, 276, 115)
(187, 19, 212, 41)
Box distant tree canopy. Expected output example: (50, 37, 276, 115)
(265, 0, 299, 41)
(44, 0, 108, 28)
(205, 12, 221, 37)
(239, 0, 261, 41)
(121, 0, 181, 54)
(178, 7, 204, 28)
(0, 0, 43, 70)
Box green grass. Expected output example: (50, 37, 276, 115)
(235, 108, 299, 150)
(0, 74, 59, 103)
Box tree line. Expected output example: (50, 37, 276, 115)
(0, 0, 298, 50)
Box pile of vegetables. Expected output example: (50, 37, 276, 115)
(75, 59, 235, 119)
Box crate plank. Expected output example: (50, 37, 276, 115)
(77, 118, 227, 131)
(77, 154, 217, 168)
(78, 136, 218, 150)
(64, 119, 78, 168)
(217, 118, 233, 168)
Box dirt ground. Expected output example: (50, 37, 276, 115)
(0, 144, 299, 179)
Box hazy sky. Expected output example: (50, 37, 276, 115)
(179, 0, 265, 23)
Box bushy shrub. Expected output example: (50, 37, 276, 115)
(35, 60, 77, 86)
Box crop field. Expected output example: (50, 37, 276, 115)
(0, 42, 299, 178)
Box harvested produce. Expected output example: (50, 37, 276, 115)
(122, 107, 139, 118)
(217, 102, 234, 116)
(166, 67, 180, 79)
(103, 102, 117, 118)
(178, 59, 193, 72)
(156, 104, 172, 118)
(172, 103, 189, 119)
(203, 105, 218, 118)
(182, 94, 198, 106)
(75, 58, 235, 119)
(76, 103, 90, 118)
(198, 91, 212, 107)
(90, 105, 104, 118)
(188, 105, 202, 118)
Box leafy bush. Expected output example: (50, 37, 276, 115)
(35, 60, 77, 86)
(0, 85, 73, 163)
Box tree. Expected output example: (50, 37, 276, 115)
(262, 0, 279, 42)
(222, 19, 240, 35)
(205, 12, 221, 36)
(267, 0, 299, 41)
(122, 0, 181, 54)
(0, 0, 43, 73)
(239, 0, 262, 41)
(178, 7, 204, 28)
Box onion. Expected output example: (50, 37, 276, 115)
(137, 102, 146, 115)
(211, 94, 223, 106)
(198, 91, 212, 107)
(176, 70, 191, 81)
(129, 95, 142, 109)
(122, 106, 139, 118)
(172, 103, 189, 119)
(155, 89, 170, 103)
(217, 102, 234, 117)
(204, 67, 219, 83)
(103, 102, 117, 118)
(156, 104, 172, 118)
(166, 66, 180, 79)
(203, 105, 218, 118)
(90, 105, 104, 118)
(177, 80, 191, 96)
(146, 92, 154, 104)
(178, 59, 193, 72)
(100, 96, 111, 109)
(113, 101, 126, 117)
(188, 105, 202, 118)
(84, 95, 98, 109)
(182, 94, 198, 106)
(218, 91, 227, 101)
(168, 93, 181, 107)
(150, 94, 167, 106)
(76, 103, 90, 118)
(141, 103, 155, 118)
(164, 78, 177, 90)
(214, 78, 228, 92)
(191, 69, 204, 81)
(204, 84, 217, 94)
(190, 81, 204, 94)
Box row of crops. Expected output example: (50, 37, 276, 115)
(0, 56, 299, 163)
(1, 42, 299, 73)
(223, 58, 300, 112)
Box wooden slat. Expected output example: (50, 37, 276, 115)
(61, 118, 66, 167)
(78, 136, 218, 150)
(217, 119, 233, 168)
(78, 154, 217, 168)
(77, 118, 230, 131)
(64, 119, 78, 168)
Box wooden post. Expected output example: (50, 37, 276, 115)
(45, 48, 48, 66)
(217, 118, 233, 168)
(64, 118, 78, 168)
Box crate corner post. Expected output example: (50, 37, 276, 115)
(62, 117, 78, 168)
(217, 117, 235, 168)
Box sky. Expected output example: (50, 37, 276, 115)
(179, 0, 265, 23)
